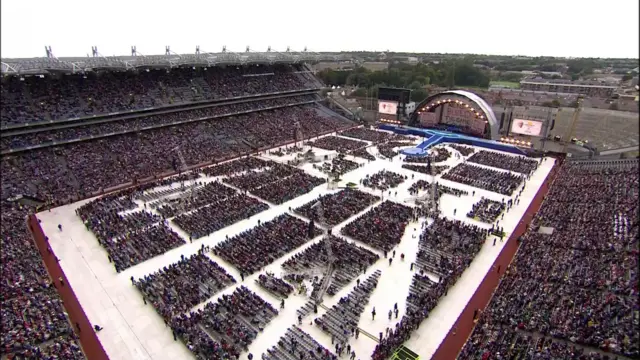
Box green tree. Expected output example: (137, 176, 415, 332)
(410, 89, 429, 102)
(408, 81, 424, 90)
(622, 74, 633, 81)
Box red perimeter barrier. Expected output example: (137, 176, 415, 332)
(28, 215, 109, 360)
(431, 158, 563, 360)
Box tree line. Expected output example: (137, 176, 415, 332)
(318, 60, 491, 103)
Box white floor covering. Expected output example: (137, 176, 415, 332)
(37, 135, 555, 360)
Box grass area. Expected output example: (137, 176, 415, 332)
(490, 81, 521, 89)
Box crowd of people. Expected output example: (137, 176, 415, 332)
(467, 150, 539, 175)
(0, 66, 354, 360)
(170, 286, 278, 360)
(252, 172, 326, 204)
(294, 189, 379, 226)
(265, 326, 338, 360)
(155, 181, 238, 218)
(5, 60, 636, 360)
(312, 155, 361, 177)
(4, 335, 85, 360)
(372, 215, 490, 359)
(408, 180, 468, 198)
(349, 147, 376, 161)
(442, 163, 524, 195)
(339, 128, 393, 143)
(404, 147, 451, 164)
(213, 214, 322, 275)
(2, 104, 352, 204)
(416, 217, 488, 277)
(1, 287, 79, 356)
(361, 170, 407, 191)
(202, 157, 272, 177)
(401, 164, 449, 176)
(467, 197, 506, 223)
(372, 216, 488, 359)
(460, 160, 639, 359)
(1, 65, 316, 126)
(377, 143, 401, 159)
(448, 144, 476, 156)
(281, 235, 379, 296)
(256, 272, 294, 298)
(315, 271, 381, 359)
(223, 162, 325, 204)
(77, 191, 156, 228)
(135, 253, 237, 321)
(306, 136, 367, 153)
(372, 272, 451, 360)
(173, 195, 269, 240)
(1, 95, 316, 151)
(106, 223, 185, 273)
(341, 201, 414, 251)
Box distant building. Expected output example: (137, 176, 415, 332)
(520, 79, 617, 98)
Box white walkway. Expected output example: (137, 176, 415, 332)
(37, 135, 554, 360)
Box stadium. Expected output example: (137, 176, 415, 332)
(1, 49, 638, 360)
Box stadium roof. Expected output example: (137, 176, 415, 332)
(1, 51, 352, 75)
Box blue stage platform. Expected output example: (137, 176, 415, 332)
(379, 125, 527, 156)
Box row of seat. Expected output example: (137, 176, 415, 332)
(265, 326, 338, 360)
(315, 270, 382, 344)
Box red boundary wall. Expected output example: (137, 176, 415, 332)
(26, 125, 360, 359)
(430, 158, 563, 360)
(28, 215, 109, 360)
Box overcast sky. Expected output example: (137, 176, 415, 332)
(2, 0, 638, 59)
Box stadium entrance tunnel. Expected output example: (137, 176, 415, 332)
(409, 90, 499, 140)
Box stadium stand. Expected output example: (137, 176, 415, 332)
(459, 159, 639, 359)
(0, 61, 353, 359)
(3, 55, 637, 360)
(0, 65, 316, 127)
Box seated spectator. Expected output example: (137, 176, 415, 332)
(306, 136, 367, 153)
(350, 147, 376, 161)
(312, 155, 361, 177)
(448, 144, 475, 156)
(341, 201, 413, 251)
(467, 150, 539, 175)
(339, 128, 392, 143)
(282, 235, 379, 295)
(1, 288, 75, 355)
(135, 253, 236, 320)
(173, 194, 269, 239)
(459, 160, 639, 359)
(256, 272, 294, 298)
(441, 163, 524, 195)
(467, 197, 505, 223)
(213, 214, 322, 275)
(171, 286, 278, 360)
(361, 170, 407, 191)
(402, 164, 449, 176)
(294, 189, 380, 226)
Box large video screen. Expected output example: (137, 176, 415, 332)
(511, 119, 543, 136)
(378, 101, 398, 115)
